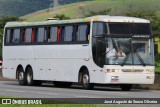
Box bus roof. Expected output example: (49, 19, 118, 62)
(5, 15, 150, 28)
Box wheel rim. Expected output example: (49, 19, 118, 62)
(83, 74, 89, 86)
(27, 72, 32, 84)
(19, 72, 24, 81)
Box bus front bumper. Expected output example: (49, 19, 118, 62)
(105, 73, 155, 84)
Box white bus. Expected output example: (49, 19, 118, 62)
(2, 15, 155, 91)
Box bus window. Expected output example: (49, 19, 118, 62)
(25, 28, 32, 43)
(37, 27, 45, 43)
(77, 25, 89, 42)
(64, 26, 73, 42)
(12, 29, 20, 43)
(5, 29, 10, 44)
(93, 22, 106, 36)
(50, 27, 58, 42)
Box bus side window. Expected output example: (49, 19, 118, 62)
(5, 29, 11, 44)
(37, 27, 45, 43)
(25, 28, 32, 43)
(9, 29, 14, 43)
(77, 24, 88, 42)
(93, 22, 106, 36)
(50, 27, 58, 42)
(64, 26, 73, 42)
(12, 29, 20, 43)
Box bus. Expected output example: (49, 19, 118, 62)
(2, 15, 155, 91)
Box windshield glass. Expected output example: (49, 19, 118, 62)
(105, 37, 154, 65)
(92, 22, 154, 67)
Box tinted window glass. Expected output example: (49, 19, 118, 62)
(12, 29, 20, 43)
(50, 27, 57, 42)
(93, 22, 105, 36)
(109, 23, 151, 35)
(26, 28, 32, 43)
(78, 25, 89, 41)
(64, 26, 73, 42)
(6, 29, 10, 43)
(38, 27, 45, 42)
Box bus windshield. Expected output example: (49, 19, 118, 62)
(105, 37, 154, 65)
(92, 22, 154, 67)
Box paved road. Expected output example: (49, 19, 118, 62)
(0, 80, 160, 98)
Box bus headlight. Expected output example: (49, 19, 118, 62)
(111, 69, 120, 73)
(146, 69, 154, 73)
(106, 69, 120, 73)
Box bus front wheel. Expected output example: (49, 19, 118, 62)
(120, 84, 132, 91)
(82, 70, 94, 90)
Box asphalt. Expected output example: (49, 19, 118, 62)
(0, 81, 160, 106)
(0, 81, 160, 98)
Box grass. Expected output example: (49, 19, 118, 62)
(156, 66, 160, 72)
(21, 0, 160, 22)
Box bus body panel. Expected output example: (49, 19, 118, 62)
(2, 15, 155, 87)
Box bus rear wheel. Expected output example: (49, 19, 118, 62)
(26, 67, 34, 86)
(82, 70, 94, 90)
(18, 68, 26, 85)
(120, 84, 132, 91)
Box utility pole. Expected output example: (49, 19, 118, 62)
(50, 0, 61, 15)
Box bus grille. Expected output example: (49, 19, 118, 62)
(122, 69, 144, 72)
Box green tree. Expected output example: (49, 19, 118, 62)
(0, 16, 23, 59)
(83, 9, 112, 17)
(54, 14, 70, 20)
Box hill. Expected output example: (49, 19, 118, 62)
(0, 0, 88, 17)
(22, 0, 160, 22)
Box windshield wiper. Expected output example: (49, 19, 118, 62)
(121, 50, 146, 66)
(134, 50, 146, 66)
(121, 52, 131, 66)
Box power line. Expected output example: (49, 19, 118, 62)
(50, 0, 61, 15)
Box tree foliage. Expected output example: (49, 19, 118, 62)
(54, 14, 70, 20)
(82, 9, 112, 17)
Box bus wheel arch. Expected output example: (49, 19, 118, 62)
(16, 65, 26, 85)
(78, 66, 88, 83)
(78, 66, 94, 90)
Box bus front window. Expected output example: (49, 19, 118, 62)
(105, 37, 154, 66)
(92, 22, 154, 67)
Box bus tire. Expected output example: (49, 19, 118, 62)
(26, 67, 34, 86)
(82, 70, 94, 90)
(18, 68, 26, 85)
(120, 84, 132, 91)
